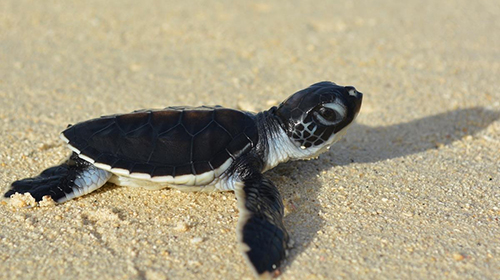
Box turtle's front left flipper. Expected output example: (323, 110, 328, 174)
(235, 174, 290, 278)
(4, 153, 112, 203)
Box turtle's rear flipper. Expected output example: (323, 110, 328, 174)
(4, 153, 112, 203)
(235, 175, 290, 278)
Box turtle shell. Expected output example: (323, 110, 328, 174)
(61, 106, 258, 184)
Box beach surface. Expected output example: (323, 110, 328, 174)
(1, 0, 499, 279)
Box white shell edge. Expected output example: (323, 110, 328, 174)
(78, 154, 95, 164)
(60, 133, 70, 143)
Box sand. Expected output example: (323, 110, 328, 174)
(1, 0, 499, 279)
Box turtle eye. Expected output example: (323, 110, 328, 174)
(313, 104, 344, 126)
(319, 107, 337, 122)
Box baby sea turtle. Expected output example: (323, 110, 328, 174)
(5, 81, 362, 278)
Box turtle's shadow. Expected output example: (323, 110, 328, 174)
(270, 107, 499, 271)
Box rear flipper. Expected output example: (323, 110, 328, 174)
(235, 174, 290, 278)
(4, 153, 112, 203)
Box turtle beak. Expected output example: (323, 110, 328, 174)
(345, 86, 363, 116)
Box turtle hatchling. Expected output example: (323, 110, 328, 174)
(5, 81, 362, 277)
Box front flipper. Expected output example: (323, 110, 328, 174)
(235, 175, 290, 278)
(4, 153, 112, 203)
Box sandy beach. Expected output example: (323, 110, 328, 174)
(1, 0, 499, 279)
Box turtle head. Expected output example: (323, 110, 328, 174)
(275, 81, 362, 158)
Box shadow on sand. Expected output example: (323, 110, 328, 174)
(275, 107, 500, 271)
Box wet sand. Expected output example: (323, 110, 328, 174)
(1, 0, 499, 279)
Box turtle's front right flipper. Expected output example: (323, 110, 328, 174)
(235, 174, 290, 278)
(4, 153, 112, 203)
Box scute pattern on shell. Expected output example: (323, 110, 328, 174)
(62, 106, 259, 177)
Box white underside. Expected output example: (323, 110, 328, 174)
(60, 133, 236, 192)
(263, 123, 352, 172)
(107, 174, 233, 192)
